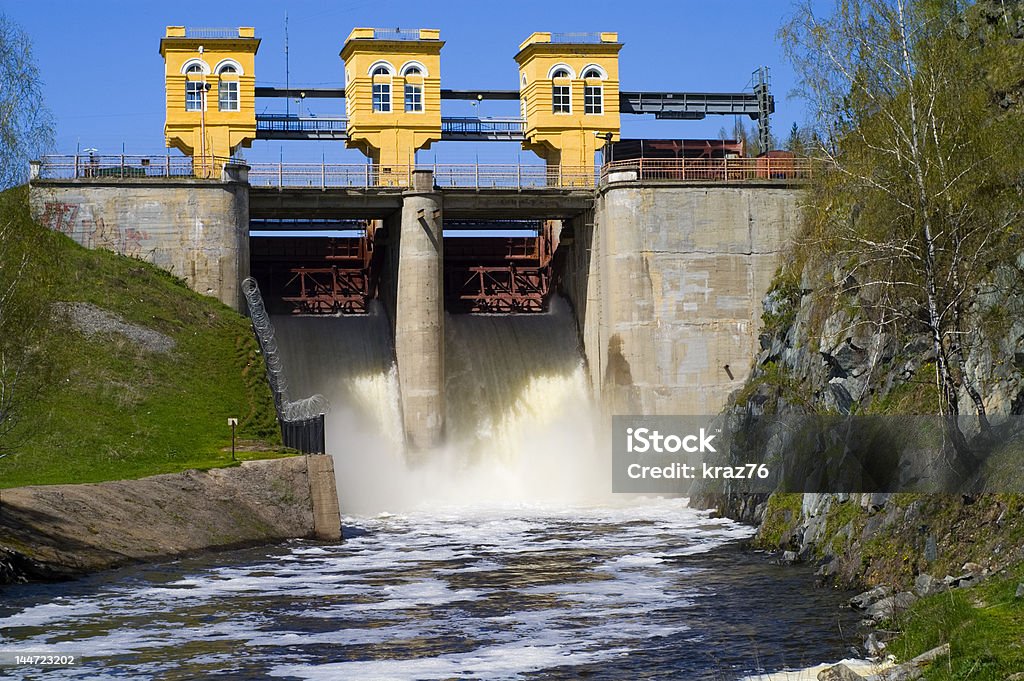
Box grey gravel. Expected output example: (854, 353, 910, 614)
(53, 302, 175, 353)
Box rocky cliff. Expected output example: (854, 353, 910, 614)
(710, 243, 1024, 590)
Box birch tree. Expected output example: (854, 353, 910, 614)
(0, 14, 52, 189)
(0, 14, 52, 451)
(781, 0, 1024, 458)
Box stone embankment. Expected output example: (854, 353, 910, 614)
(0, 455, 341, 584)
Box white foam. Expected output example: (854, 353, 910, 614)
(269, 641, 631, 681)
(0, 601, 103, 628)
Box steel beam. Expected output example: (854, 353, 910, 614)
(440, 89, 519, 101)
(255, 87, 346, 98)
(618, 92, 774, 119)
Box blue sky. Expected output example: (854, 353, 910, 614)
(4, 0, 813, 165)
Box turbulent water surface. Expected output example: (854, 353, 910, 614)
(0, 303, 860, 678)
(0, 503, 859, 680)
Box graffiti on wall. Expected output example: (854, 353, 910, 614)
(41, 201, 151, 259)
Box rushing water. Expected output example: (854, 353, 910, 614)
(0, 300, 862, 678)
(0, 502, 859, 680)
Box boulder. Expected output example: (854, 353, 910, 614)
(817, 663, 866, 680)
(945, 572, 981, 589)
(961, 561, 984, 574)
(851, 584, 893, 610)
(866, 591, 917, 621)
(913, 573, 944, 597)
(864, 631, 888, 656)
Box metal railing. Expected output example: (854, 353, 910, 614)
(247, 163, 598, 189)
(372, 28, 422, 40)
(256, 115, 348, 133)
(35, 155, 816, 188)
(440, 117, 525, 140)
(431, 164, 597, 189)
(34, 155, 239, 180)
(551, 32, 605, 43)
(249, 163, 398, 188)
(600, 157, 817, 183)
(186, 27, 242, 39)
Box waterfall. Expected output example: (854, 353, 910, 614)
(272, 297, 606, 514)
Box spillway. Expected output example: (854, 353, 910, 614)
(272, 297, 606, 513)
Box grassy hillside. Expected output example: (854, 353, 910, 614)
(0, 187, 285, 488)
(891, 562, 1024, 680)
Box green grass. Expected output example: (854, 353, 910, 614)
(0, 188, 286, 488)
(755, 492, 803, 548)
(889, 562, 1024, 679)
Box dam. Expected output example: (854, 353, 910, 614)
(29, 162, 805, 456)
(26, 23, 808, 455)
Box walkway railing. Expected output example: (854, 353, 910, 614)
(256, 115, 348, 134)
(247, 163, 598, 189)
(254, 115, 526, 141)
(601, 157, 817, 183)
(248, 163, 395, 188)
(34, 154, 238, 180)
(440, 117, 525, 140)
(34, 155, 818, 188)
(431, 164, 596, 189)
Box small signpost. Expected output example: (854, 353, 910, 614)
(228, 418, 238, 461)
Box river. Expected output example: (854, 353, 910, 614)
(0, 302, 861, 679)
(0, 501, 859, 679)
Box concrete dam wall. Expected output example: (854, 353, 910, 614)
(29, 174, 804, 446)
(30, 171, 250, 311)
(561, 182, 804, 417)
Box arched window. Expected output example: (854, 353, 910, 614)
(546, 63, 576, 80)
(548, 64, 573, 113)
(582, 65, 605, 115)
(399, 62, 425, 112)
(185, 63, 205, 112)
(371, 65, 393, 112)
(217, 64, 239, 112)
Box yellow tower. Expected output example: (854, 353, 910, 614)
(160, 26, 260, 176)
(515, 32, 622, 183)
(340, 28, 443, 185)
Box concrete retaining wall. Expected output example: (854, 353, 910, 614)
(563, 182, 804, 416)
(0, 455, 341, 583)
(29, 177, 249, 311)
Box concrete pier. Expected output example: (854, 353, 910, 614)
(562, 181, 804, 417)
(394, 171, 445, 450)
(306, 454, 342, 541)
